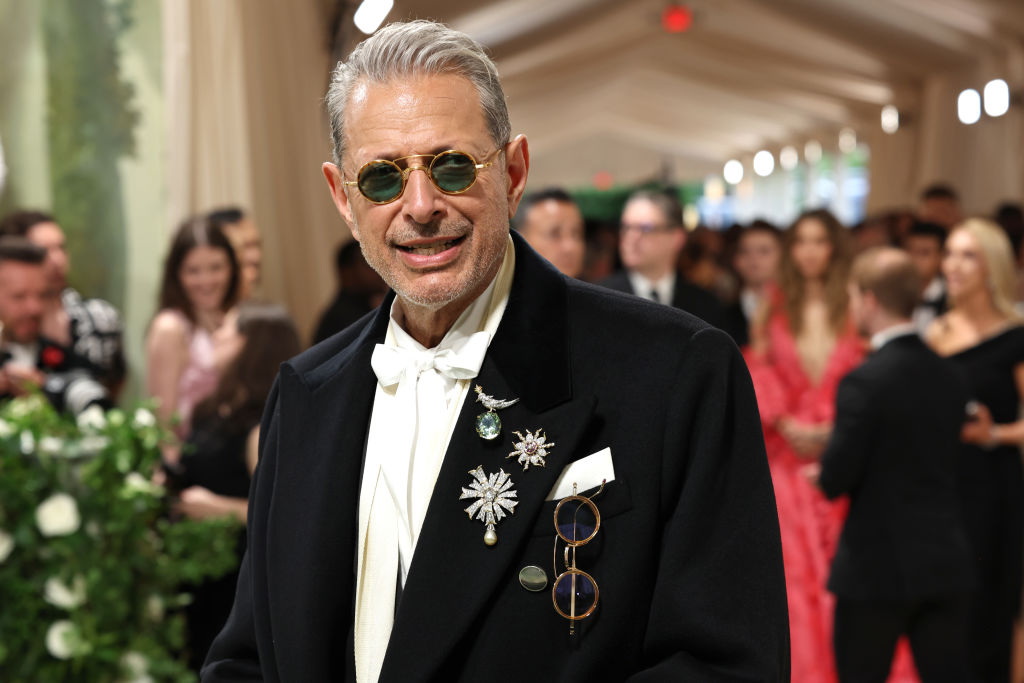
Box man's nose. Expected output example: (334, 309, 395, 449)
(402, 167, 443, 224)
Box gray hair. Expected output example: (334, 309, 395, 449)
(326, 20, 511, 165)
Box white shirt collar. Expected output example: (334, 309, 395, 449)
(870, 322, 919, 351)
(740, 288, 761, 320)
(2, 341, 38, 367)
(922, 276, 945, 302)
(627, 270, 675, 305)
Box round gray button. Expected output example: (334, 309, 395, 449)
(518, 565, 548, 592)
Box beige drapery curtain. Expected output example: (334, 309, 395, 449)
(162, 0, 348, 343)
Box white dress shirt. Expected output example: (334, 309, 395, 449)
(628, 270, 675, 305)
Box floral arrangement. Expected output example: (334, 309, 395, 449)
(0, 396, 241, 682)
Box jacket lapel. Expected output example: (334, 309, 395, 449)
(381, 235, 597, 681)
(265, 306, 389, 679)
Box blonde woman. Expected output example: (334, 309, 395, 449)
(926, 218, 1024, 683)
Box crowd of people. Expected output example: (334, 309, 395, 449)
(0, 23, 1022, 679)
(2, 179, 1023, 680)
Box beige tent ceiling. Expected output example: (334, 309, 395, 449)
(350, 0, 1024, 191)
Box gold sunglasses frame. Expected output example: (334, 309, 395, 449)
(343, 148, 500, 205)
(551, 480, 606, 630)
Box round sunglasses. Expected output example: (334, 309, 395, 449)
(343, 148, 500, 204)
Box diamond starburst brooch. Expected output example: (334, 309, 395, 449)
(508, 429, 555, 470)
(460, 466, 518, 546)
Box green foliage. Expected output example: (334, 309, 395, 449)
(0, 397, 240, 682)
(42, 0, 138, 310)
(571, 181, 704, 224)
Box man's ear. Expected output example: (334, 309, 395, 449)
(673, 227, 687, 255)
(323, 162, 359, 241)
(504, 134, 530, 219)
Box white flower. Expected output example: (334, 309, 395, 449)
(132, 408, 157, 428)
(20, 430, 35, 454)
(45, 620, 84, 659)
(78, 435, 111, 454)
(44, 575, 87, 609)
(36, 493, 81, 537)
(145, 594, 165, 622)
(0, 528, 13, 563)
(119, 651, 151, 681)
(8, 395, 45, 419)
(0, 418, 13, 438)
(39, 436, 64, 456)
(76, 404, 107, 432)
(123, 472, 162, 498)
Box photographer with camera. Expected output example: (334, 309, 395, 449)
(0, 237, 111, 414)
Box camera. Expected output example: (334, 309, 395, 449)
(42, 370, 113, 416)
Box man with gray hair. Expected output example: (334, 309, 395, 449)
(204, 20, 787, 683)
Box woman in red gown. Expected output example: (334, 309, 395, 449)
(745, 209, 874, 682)
(746, 210, 920, 682)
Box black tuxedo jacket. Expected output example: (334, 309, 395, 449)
(819, 333, 974, 601)
(203, 234, 788, 682)
(598, 269, 726, 330)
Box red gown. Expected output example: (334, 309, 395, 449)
(744, 302, 919, 683)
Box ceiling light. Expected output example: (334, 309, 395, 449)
(838, 127, 857, 154)
(984, 79, 1010, 117)
(958, 89, 981, 125)
(753, 150, 774, 177)
(354, 0, 393, 35)
(804, 140, 822, 164)
(723, 159, 743, 185)
(881, 105, 899, 134)
(779, 146, 798, 170)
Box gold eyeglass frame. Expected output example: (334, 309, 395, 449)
(551, 480, 606, 632)
(342, 148, 500, 205)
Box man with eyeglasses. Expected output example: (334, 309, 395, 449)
(600, 190, 725, 328)
(204, 20, 788, 683)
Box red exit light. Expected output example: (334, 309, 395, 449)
(662, 5, 693, 33)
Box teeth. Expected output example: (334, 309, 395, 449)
(405, 239, 457, 256)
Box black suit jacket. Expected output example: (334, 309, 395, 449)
(598, 269, 726, 329)
(819, 333, 974, 601)
(203, 234, 789, 682)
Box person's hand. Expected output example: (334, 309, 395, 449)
(173, 486, 227, 520)
(778, 417, 831, 460)
(212, 307, 244, 372)
(800, 462, 822, 487)
(961, 402, 995, 445)
(0, 364, 45, 396)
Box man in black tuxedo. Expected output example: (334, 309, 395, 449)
(204, 20, 787, 683)
(903, 221, 948, 333)
(599, 190, 725, 328)
(815, 247, 973, 682)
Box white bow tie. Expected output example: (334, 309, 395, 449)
(370, 330, 491, 387)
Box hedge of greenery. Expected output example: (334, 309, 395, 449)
(0, 397, 240, 682)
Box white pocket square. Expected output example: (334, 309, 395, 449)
(545, 447, 615, 501)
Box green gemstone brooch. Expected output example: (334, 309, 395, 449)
(473, 385, 519, 440)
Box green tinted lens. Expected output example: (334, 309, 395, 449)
(430, 152, 477, 193)
(358, 161, 403, 202)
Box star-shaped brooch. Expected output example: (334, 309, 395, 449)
(508, 429, 555, 470)
(460, 466, 518, 546)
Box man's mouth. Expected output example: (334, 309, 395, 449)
(397, 236, 465, 256)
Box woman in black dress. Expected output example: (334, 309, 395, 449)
(926, 218, 1024, 683)
(171, 303, 302, 671)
